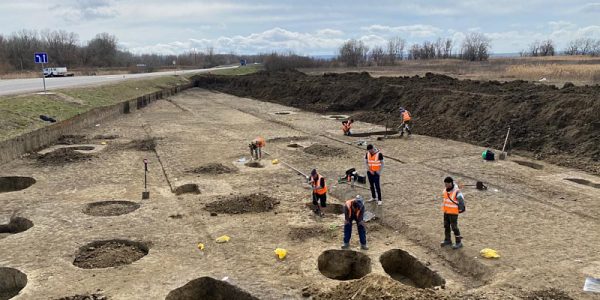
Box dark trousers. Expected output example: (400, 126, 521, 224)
(367, 172, 382, 201)
(312, 193, 327, 208)
(344, 219, 367, 245)
(444, 213, 461, 242)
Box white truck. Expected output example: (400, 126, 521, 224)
(43, 67, 74, 77)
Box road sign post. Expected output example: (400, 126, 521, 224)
(34, 52, 48, 94)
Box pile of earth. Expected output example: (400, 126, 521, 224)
(205, 193, 280, 214)
(189, 163, 237, 174)
(36, 148, 93, 165)
(194, 71, 600, 175)
(73, 240, 147, 269)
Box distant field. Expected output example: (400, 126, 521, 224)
(301, 56, 600, 86)
(206, 64, 263, 75)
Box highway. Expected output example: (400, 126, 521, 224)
(0, 66, 237, 96)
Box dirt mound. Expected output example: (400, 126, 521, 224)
(73, 240, 148, 269)
(314, 274, 456, 300)
(189, 163, 237, 174)
(36, 148, 93, 165)
(195, 72, 600, 175)
(166, 277, 258, 300)
(523, 289, 573, 300)
(205, 193, 280, 214)
(55, 294, 107, 300)
(57, 135, 87, 145)
(303, 144, 347, 157)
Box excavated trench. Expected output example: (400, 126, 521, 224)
(350, 130, 399, 137)
(0, 267, 27, 300)
(173, 184, 201, 195)
(73, 239, 149, 269)
(318, 250, 371, 280)
(513, 160, 544, 170)
(565, 178, 600, 189)
(165, 277, 258, 300)
(304, 202, 344, 215)
(0, 217, 33, 239)
(0, 176, 36, 193)
(380, 249, 445, 288)
(83, 201, 140, 217)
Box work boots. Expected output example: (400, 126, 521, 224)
(452, 236, 463, 249)
(341, 243, 350, 249)
(440, 240, 452, 247)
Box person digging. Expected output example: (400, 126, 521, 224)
(398, 107, 412, 137)
(365, 144, 384, 205)
(342, 119, 354, 136)
(342, 195, 368, 250)
(440, 176, 465, 249)
(309, 169, 327, 217)
(249, 136, 266, 160)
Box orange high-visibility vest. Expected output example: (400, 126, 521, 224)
(402, 111, 411, 122)
(367, 151, 382, 172)
(254, 137, 266, 148)
(442, 188, 460, 215)
(311, 175, 327, 195)
(342, 121, 352, 133)
(345, 200, 362, 219)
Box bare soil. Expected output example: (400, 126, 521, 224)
(35, 148, 94, 165)
(205, 193, 280, 214)
(188, 163, 237, 175)
(195, 71, 600, 175)
(57, 135, 88, 145)
(73, 240, 148, 269)
(83, 201, 140, 217)
(303, 144, 347, 157)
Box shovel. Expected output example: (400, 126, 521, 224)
(499, 126, 510, 160)
(142, 158, 150, 199)
(462, 181, 487, 190)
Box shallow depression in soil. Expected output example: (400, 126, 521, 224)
(380, 249, 445, 288)
(244, 161, 264, 168)
(318, 250, 371, 280)
(206, 193, 280, 214)
(73, 239, 149, 269)
(564, 178, 600, 189)
(513, 160, 543, 170)
(174, 184, 201, 195)
(0, 267, 27, 300)
(304, 202, 344, 215)
(83, 201, 140, 217)
(165, 277, 258, 300)
(0, 176, 36, 193)
(0, 217, 34, 238)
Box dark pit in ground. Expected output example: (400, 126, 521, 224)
(287, 143, 303, 148)
(83, 201, 140, 217)
(125, 138, 156, 151)
(174, 184, 201, 195)
(513, 160, 544, 170)
(165, 277, 258, 300)
(69, 146, 95, 151)
(0, 267, 27, 300)
(0, 217, 33, 238)
(205, 193, 280, 214)
(55, 294, 107, 300)
(304, 202, 344, 215)
(93, 134, 119, 140)
(351, 130, 399, 137)
(303, 144, 347, 157)
(244, 161, 264, 168)
(0, 176, 36, 193)
(274, 111, 291, 115)
(318, 250, 371, 280)
(564, 178, 600, 189)
(267, 136, 309, 142)
(57, 135, 87, 145)
(327, 115, 349, 120)
(36, 148, 93, 165)
(189, 163, 237, 175)
(380, 249, 445, 288)
(73, 239, 148, 269)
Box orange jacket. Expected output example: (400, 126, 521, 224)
(401, 110, 411, 122)
(254, 137, 266, 148)
(311, 174, 327, 195)
(367, 151, 382, 172)
(442, 188, 460, 215)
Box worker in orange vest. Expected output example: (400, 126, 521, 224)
(309, 169, 328, 217)
(342, 195, 368, 250)
(365, 144, 384, 205)
(440, 177, 465, 249)
(249, 136, 266, 160)
(399, 107, 412, 137)
(342, 119, 354, 136)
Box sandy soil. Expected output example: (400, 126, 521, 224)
(0, 88, 598, 299)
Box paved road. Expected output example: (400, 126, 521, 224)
(0, 66, 237, 96)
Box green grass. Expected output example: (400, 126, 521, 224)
(0, 75, 190, 142)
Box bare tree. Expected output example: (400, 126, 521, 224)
(386, 37, 405, 64)
(369, 45, 385, 66)
(539, 40, 555, 56)
(85, 32, 118, 67)
(460, 33, 491, 61)
(339, 39, 369, 67)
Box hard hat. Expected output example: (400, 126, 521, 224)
(399, 107, 405, 111)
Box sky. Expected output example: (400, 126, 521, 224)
(1, 0, 600, 55)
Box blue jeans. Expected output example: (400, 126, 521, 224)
(344, 219, 367, 245)
(367, 171, 381, 201)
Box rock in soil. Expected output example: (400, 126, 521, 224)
(189, 163, 237, 174)
(205, 193, 280, 214)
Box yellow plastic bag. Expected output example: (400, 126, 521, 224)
(101, 141, 108, 145)
(272, 159, 279, 165)
(274, 248, 287, 260)
(480, 248, 500, 258)
(215, 235, 231, 243)
(197, 243, 205, 251)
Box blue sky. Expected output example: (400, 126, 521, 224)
(1, 0, 600, 55)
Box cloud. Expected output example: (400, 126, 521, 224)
(580, 2, 600, 12)
(361, 24, 442, 38)
(52, 0, 118, 22)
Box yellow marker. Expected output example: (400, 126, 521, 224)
(197, 243, 205, 250)
(272, 159, 279, 165)
(215, 235, 231, 243)
(274, 248, 287, 260)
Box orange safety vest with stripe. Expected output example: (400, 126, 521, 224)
(254, 137, 266, 148)
(311, 175, 327, 195)
(442, 187, 460, 215)
(401, 110, 411, 122)
(367, 151, 382, 172)
(345, 200, 362, 220)
(342, 121, 352, 133)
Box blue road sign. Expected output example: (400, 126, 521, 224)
(34, 52, 48, 64)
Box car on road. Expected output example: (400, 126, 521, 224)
(43, 67, 75, 77)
